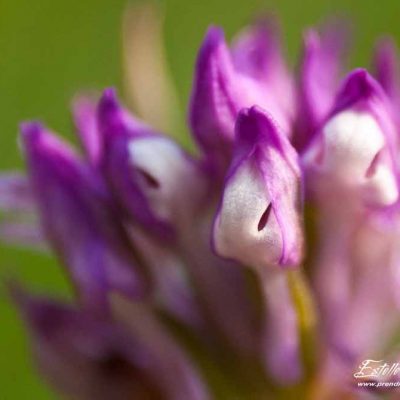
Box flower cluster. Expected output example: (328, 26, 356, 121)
(3, 13, 400, 400)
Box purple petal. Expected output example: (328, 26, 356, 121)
(373, 37, 400, 107)
(189, 27, 241, 170)
(97, 88, 149, 140)
(189, 26, 293, 175)
(232, 18, 282, 80)
(21, 122, 149, 311)
(295, 21, 350, 151)
(71, 94, 102, 166)
(232, 18, 295, 125)
(213, 106, 303, 269)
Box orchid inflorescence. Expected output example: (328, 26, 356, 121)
(2, 8, 400, 400)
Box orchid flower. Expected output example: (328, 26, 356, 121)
(4, 7, 400, 400)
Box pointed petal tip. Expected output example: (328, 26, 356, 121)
(189, 24, 238, 161)
(19, 122, 76, 164)
(302, 23, 349, 57)
(204, 25, 225, 45)
(97, 88, 127, 137)
(99, 87, 119, 111)
(248, 104, 273, 119)
(303, 18, 352, 51)
(236, 105, 276, 135)
(19, 122, 58, 160)
(196, 26, 227, 67)
(237, 105, 271, 122)
(235, 106, 262, 144)
(19, 122, 44, 144)
(303, 28, 320, 47)
(373, 37, 398, 75)
(71, 93, 98, 118)
(375, 36, 397, 53)
(71, 94, 102, 165)
(348, 67, 369, 80)
(344, 68, 373, 86)
(236, 106, 251, 120)
(235, 105, 284, 150)
(373, 37, 400, 102)
(102, 87, 117, 98)
(338, 68, 385, 104)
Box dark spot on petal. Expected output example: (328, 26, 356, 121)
(258, 203, 272, 232)
(135, 168, 160, 188)
(98, 351, 132, 376)
(96, 351, 164, 399)
(365, 150, 381, 178)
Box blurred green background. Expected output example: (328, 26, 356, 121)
(1, 0, 400, 397)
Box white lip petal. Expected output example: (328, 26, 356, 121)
(128, 136, 204, 223)
(304, 109, 398, 206)
(321, 110, 384, 181)
(213, 159, 282, 269)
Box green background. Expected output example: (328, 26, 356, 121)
(0, 0, 399, 397)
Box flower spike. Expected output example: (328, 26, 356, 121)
(5, 17, 400, 399)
